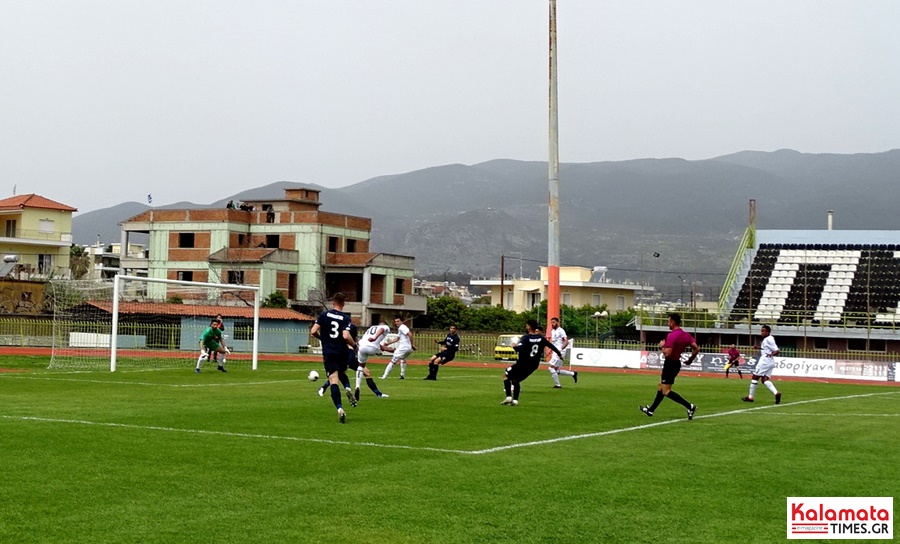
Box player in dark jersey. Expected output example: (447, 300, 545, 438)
(501, 319, 562, 406)
(640, 313, 698, 420)
(309, 293, 357, 423)
(318, 322, 360, 406)
(423, 324, 461, 381)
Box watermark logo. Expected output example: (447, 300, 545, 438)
(788, 497, 893, 539)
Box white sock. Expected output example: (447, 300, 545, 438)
(550, 368, 561, 386)
(558, 368, 575, 377)
(196, 353, 206, 368)
(355, 368, 363, 389)
(382, 362, 394, 378)
(748, 380, 759, 399)
(219, 354, 226, 366)
(400, 361, 406, 377)
(764, 380, 779, 395)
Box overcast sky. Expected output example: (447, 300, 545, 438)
(3, 1, 899, 214)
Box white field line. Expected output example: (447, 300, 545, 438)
(471, 390, 900, 454)
(751, 413, 900, 417)
(0, 375, 304, 388)
(1, 373, 486, 387)
(2, 391, 897, 455)
(0, 415, 469, 454)
(378, 374, 486, 380)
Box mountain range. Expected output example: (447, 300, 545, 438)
(72, 149, 900, 299)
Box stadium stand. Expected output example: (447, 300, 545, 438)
(638, 223, 900, 359)
(718, 230, 900, 351)
(722, 231, 900, 331)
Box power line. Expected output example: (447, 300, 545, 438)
(509, 256, 727, 277)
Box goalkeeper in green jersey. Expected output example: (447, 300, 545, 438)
(210, 313, 227, 366)
(195, 319, 229, 373)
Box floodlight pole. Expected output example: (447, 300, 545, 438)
(547, 0, 561, 334)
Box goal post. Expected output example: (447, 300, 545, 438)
(49, 275, 260, 372)
(111, 275, 260, 372)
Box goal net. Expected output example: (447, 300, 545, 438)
(48, 275, 259, 371)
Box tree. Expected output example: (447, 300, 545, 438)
(262, 291, 289, 308)
(465, 304, 523, 332)
(426, 296, 469, 329)
(520, 301, 623, 338)
(69, 245, 92, 280)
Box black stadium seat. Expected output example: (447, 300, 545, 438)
(726, 240, 900, 334)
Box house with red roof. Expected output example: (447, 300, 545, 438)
(0, 194, 77, 279)
(66, 300, 316, 353)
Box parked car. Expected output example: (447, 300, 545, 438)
(493, 334, 521, 360)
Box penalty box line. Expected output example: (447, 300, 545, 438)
(0, 414, 471, 455)
(751, 413, 900, 417)
(2, 390, 897, 456)
(467, 390, 900, 455)
(0, 375, 305, 388)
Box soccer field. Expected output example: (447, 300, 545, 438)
(1, 356, 897, 544)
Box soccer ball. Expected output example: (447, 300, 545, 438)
(308, 370, 319, 382)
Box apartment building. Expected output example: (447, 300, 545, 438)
(118, 187, 425, 325)
(471, 265, 649, 312)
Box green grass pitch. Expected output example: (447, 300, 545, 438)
(1, 356, 897, 543)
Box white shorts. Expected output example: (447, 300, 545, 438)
(391, 346, 413, 363)
(548, 353, 565, 368)
(357, 344, 380, 365)
(754, 359, 776, 378)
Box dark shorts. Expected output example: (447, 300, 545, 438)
(728, 359, 741, 366)
(506, 361, 540, 382)
(435, 350, 456, 364)
(346, 352, 359, 371)
(661, 358, 682, 385)
(323, 352, 349, 375)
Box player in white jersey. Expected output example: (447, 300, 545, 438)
(742, 324, 782, 404)
(547, 317, 578, 388)
(353, 319, 391, 400)
(381, 316, 416, 379)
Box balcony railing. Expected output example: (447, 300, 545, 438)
(1, 228, 72, 244)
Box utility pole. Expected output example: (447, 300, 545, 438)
(500, 255, 505, 309)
